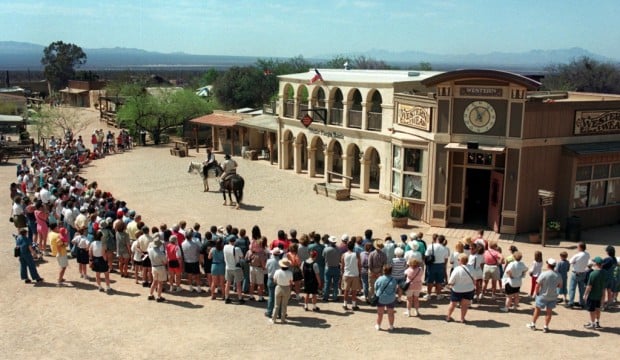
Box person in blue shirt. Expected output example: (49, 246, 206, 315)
(374, 265, 398, 331)
(15, 227, 44, 284)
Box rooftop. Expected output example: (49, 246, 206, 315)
(279, 69, 444, 85)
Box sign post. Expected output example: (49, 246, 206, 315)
(538, 190, 555, 247)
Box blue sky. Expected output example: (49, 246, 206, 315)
(1, 0, 619, 59)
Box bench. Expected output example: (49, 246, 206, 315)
(170, 141, 188, 157)
(313, 171, 352, 200)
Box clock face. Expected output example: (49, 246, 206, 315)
(463, 101, 496, 133)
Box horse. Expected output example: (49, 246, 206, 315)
(187, 161, 222, 192)
(221, 173, 244, 209)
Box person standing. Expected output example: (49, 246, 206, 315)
(527, 258, 562, 333)
(307, 233, 325, 287)
(182, 232, 203, 293)
(15, 227, 44, 284)
(265, 247, 283, 318)
(166, 235, 183, 292)
(270, 259, 293, 324)
(48, 223, 67, 286)
(446, 254, 476, 323)
(368, 239, 387, 300)
(601, 246, 617, 310)
(223, 237, 244, 303)
(246, 237, 267, 302)
(499, 251, 528, 312)
(424, 234, 450, 301)
(302, 250, 320, 311)
(583, 256, 606, 329)
(322, 236, 341, 302)
(89, 231, 111, 293)
(147, 238, 168, 302)
(567, 242, 590, 308)
(341, 240, 361, 311)
(72, 228, 90, 280)
(374, 265, 398, 331)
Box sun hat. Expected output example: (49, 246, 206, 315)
(328, 236, 337, 244)
(547, 258, 557, 266)
(341, 234, 349, 242)
(271, 247, 282, 256)
(373, 238, 384, 249)
(153, 238, 163, 247)
(279, 259, 291, 268)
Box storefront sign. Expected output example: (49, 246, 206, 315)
(308, 127, 344, 139)
(397, 104, 431, 131)
(459, 87, 503, 97)
(574, 110, 620, 135)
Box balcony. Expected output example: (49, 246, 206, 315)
(329, 108, 343, 126)
(284, 101, 294, 118)
(348, 109, 362, 129)
(262, 102, 277, 115)
(367, 112, 382, 131)
(297, 103, 309, 120)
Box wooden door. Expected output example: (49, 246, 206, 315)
(487, 170, 504, 232)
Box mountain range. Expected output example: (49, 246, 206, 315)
(0, 41, 616, 72)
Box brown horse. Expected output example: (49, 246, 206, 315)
(221, 173, 244, 209)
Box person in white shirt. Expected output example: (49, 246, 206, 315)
(341, 240, 361, 311)
(223, 237, 244, 304)
(148, 238, 168, 302)
(271, 258, 293, 324)
(568, 242, 591, 308)
(446, 253, 476, 323)
(424, 234, 450, 300)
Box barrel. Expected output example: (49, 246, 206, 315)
(565, 216, 581, 241)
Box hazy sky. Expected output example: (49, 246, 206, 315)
(1, 0, 619, 59)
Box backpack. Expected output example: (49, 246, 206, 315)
(303, 260, 315, 280)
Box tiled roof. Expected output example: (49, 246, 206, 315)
(189, 113, 242, 127)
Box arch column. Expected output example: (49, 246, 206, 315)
(325, 100, 333, 124)
(308, 146, 316, 177)
(294, 142, 303, 174)
(361, 102, 369, 130)
(281, 139, 292, 170)
(360, 157, 370, 193)
(293, 97, 300, 119)
(324, 149, 333, 181)
(342, 155, 352, 189)
(342, 100, 349, 127)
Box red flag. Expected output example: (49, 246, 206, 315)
(309, 68, 323, 84)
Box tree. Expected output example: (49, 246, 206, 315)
(543, 57, 620, 94)
(117, 89, 211, 144)
(213, 66, 271, 109)
(41, 41, 87, 91)
(352, 55, 391, 70)
(31, 107, 90, 143)
(418, 62, 433, 71)
(322, 55, 353, 69)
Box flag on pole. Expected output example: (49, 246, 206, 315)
(263, 69, 272, 76)
(309, 68, 323, 84)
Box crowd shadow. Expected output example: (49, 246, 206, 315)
(390, 327, 431, 335)
(239, 203, 264, 211)
(284, 315, 331, 329)
(108, 289, 141, 298)
(466, 319, 510, 328)
(163, 298, 204, 309)
(597, 327, 620, 335)
(550, 329, 599, 337)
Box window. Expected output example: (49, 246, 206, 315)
(573, 162, 620, 208)
(392, 145, 425, 200)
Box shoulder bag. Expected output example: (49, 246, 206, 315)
(369, 277, 393, 306)
(425, 244, 435, 266)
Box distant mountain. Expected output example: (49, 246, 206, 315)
(0, 41, 616, 72)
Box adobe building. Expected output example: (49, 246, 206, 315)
(275, 69, 620, 234)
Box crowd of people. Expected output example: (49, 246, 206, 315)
(9, 144, 620, 332)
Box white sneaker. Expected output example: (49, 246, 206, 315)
(412, 309, 419, 317)
(404, 311, 410, 317)
(499, 307, 509, 312)
(422, 294, 430, 301)
(526, 322, 535, 330)
(388, 326, 395, 332)
(374, 324, 380, 331)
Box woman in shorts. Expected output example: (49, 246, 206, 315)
(89, 231, 111, 293)
(374, 265, 398, 331)
(166, 235, 183, 292)
(115, 222, 131, 278)
(286, 243, 303, 299)
(446, 253, 476, 323)
(72, 228, 91, 279)
(404, 258, 424, 317)
(209, 238, 226, 300)
(131, 233, 143, 284)
(467, 243, 484, 301)
(500, 251, 528, 312)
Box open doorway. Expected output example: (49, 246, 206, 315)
(464, 168, 491, 225)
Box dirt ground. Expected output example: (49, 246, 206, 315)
(1, 108, 618, 359)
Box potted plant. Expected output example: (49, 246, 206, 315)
(391, 198, 409, 228)
(546, 219, 561, 239)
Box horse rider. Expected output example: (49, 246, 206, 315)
(220, 153, 237, 191)
(203, 148, 217, 174)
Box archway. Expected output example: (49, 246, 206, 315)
(365, 147, 381, 192)
(282, 130, 294, 170)
(311, 136, 325, 177)
(346, 143, 361, 188)
(330, 140, 343, 176)
(295, 133, 308, 173)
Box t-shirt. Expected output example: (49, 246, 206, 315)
(449, 265, 476, 293)
(425, 243, 449, 264)
(342, 251, 360, 277)
(323, 246, 341, 267)
(223, 244, 242, 270)
(148, 246, 167, 267)
(586, 269, 605, 301)
(502, 260, 528, 288)
(90, 241, 104, 257)
(273, 268, 293, 286)
(181, 239, 201, 263)
(49, 231, 65, 257)
(536, 270, 562, 301)
(569, 251, 590, 273)
(404, 266, 424, 291)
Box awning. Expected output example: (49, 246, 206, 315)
(444, 143, 505, 153)
(237, 114, 278, 132)
(59, 87, 88, 94)
(564, 141, 620, 155)
(189, 113, 242, 127)
(0, 114, 25, 125)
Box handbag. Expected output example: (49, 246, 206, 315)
(369, 278, 393, 306)
(14, 246, 21, 257)
(425, 244, 435, 265)
(400, 268, 421, 291)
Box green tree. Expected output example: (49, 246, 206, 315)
(117, 89, 211, 144)
(213, 66, 270, 109)
(322, 55, 353, 69)
(418, 62, 433, 70)
(41, 41, 87, 91)
(543, 57, 620, 94)
(31, 107, 89, 143)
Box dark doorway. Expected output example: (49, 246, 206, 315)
(464, 168, 491, 225)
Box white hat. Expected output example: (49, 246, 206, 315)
(341, 234, 349, 242)
(328, 236, 337, 243)
(271, 247, 282, 255)
(547, 258, 557, 266)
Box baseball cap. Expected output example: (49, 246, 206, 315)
(592, 256, 603, 264)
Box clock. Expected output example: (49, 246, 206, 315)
(463, 101, 496, 133)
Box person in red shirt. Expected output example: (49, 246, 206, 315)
(270, 230, 290, 251)
(171, 224, 185, 245)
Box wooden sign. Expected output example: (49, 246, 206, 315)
(574, 110, 620, 135)
(397, 104, 431, 131)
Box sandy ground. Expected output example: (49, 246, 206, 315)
(1, 108, 619, 359)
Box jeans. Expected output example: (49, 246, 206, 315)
(19, 252, 41, 281)
(361, 272, 369, 298)
(27, 219, 36, 244)
(323, 266, 340, 301)
(568, 272, 587, 306)
(266, 278, 279, 317)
